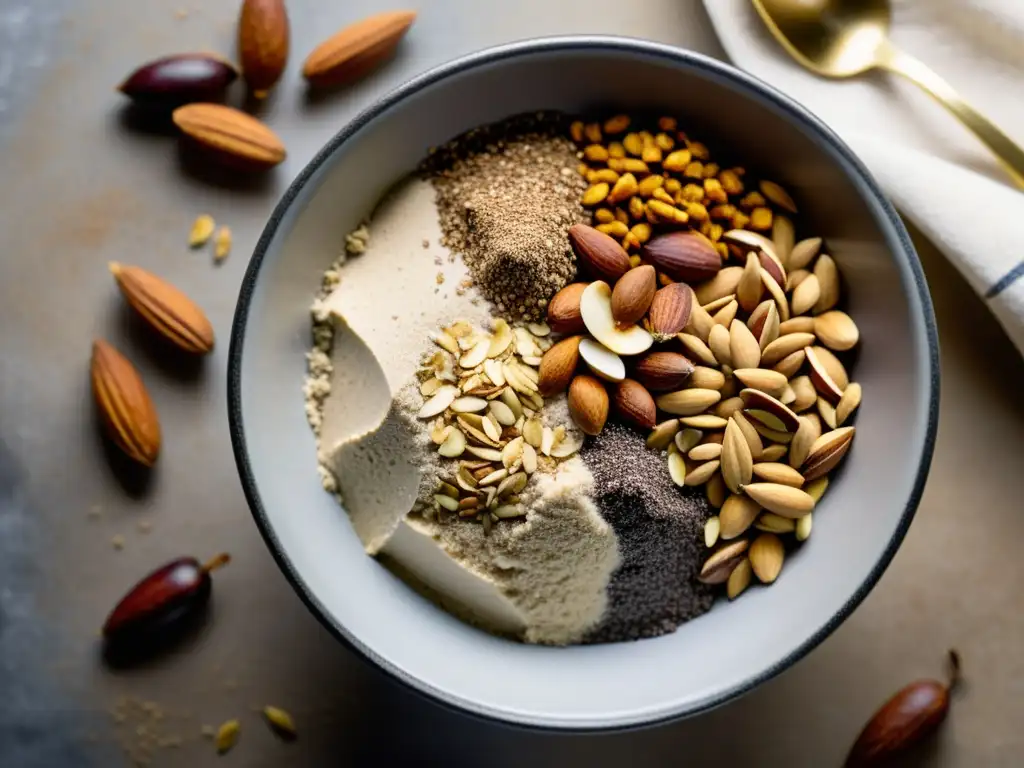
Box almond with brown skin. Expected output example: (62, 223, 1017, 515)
(647, 282, 693, 341)
(613, 379, 656, 430)
(802, 426, 855, 481)
(633, 351, 695, 391)
(611, 265, 655, 327)
(698, 539, 749, 584)
(568, 375, 609, 436)
(642, 231, 721, 283)
(546, 282, 587, 335)
(303, 10, 416, 88)
(172, 103, 286, 168)
(569, 224, 631, 283)
(845, 651, 961, 767)
(537, 335, 581, 396)
(109, 263, 215, 354)
(238, 0, 290, 96)
(91, 340, 161, 466)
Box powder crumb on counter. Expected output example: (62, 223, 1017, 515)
(424, 112, 588, 320)
(111, 535, 125, 550)
(581, 423, 715, 642)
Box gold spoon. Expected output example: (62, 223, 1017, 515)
(751, 0, 1024, 188)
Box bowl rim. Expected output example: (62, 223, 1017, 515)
(227, 34, 940, 731)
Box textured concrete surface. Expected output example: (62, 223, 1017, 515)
(1, 0, 1023, 766)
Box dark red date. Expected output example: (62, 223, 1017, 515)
(118, 54, 238, 108)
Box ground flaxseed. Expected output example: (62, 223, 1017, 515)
(581, 423, 715, 643)
(423, 112, 588, 321)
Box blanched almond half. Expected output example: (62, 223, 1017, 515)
(579, 338, 625, 382)
(656, 388, 722, 416)
(695, 266, 743, 305)
(813, 310, 859, 351)
(740, 388, 800, 433)
(787, 237, 822, 271)
(743, 482, 815, 518)
(708, 324, 732, 368)
(805, 346, 845, 403)
(720, 493, 761, 539)
(580, 281, 653, 356)
(752, 462, 804, 487)
(760, 332, 814, 367)
(732, 368, 787, 398)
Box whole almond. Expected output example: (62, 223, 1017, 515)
(568, 375, 609, 436)
(752, 462, 805, 487)
(569, 224, 630, 283)
(634, 350, 695, 391)
(642, 231, 722, 283)
(732, 368, 787, 398)
(698, 539, 749, 584)
(743, 483, 815, 518)
(647, 282, 693, 341)
(722, 417, 753, 494)
(655, 388, 721, 416)
(694, 266, 743, 306)
(172, 103, 286, 168)
(719, 493, 761, 539)
(110, 263, 215, 354)
(238, 0, 290, 96)
(749, 533, 785, 583)
(802, 426, 855, 481)
(303, 10, 416, 88)
(537, 335, 581, 396)
(611, 265, 656, 327)
(546, 282, 588, 335)
(814, 310, 859, 351)
(91, 340, 161, 466)
(613, 379, 657, 430)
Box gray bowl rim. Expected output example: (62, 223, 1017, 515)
(227, 34, 940, 732)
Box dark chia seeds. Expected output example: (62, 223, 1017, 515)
(581, 423, 716, 643)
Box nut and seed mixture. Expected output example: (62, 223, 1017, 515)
(581, 422, 715, 642)
(423, 112, 588, 321)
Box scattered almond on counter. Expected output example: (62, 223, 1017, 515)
(302, 10, 416, 88)
(90, 339, 161, 467)
(238, 0, 290, 97)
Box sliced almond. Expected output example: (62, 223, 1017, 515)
(698, 539, 749, 584)
(749, 533, 785, 583)
(522, 417, 543, 447)
(732, 368, 787, 398)
(647, 419, 680, 450)
(814, 311, 859, 351)
(483, 413, 503, 442)
(720, 493, 761, 539)
(678, 332, 718, 367)
(420, 378, 443, 397)
(451, 396, 488, 413)
(802, 426, 855, 481)
(684, 459, 720, 486)
(487, 320, 515, 358)
(743, 482, 815, 518)
(418, 385, 458, 419)
(500, 388, 523, 420)
(836, 382, 862, 425)
(521, 443, 538, 474)
(704, 516, 721, 548)
(667, 452, 687, 486)
(729, 319, 761, 370)
(656, 388, 721, 416)
(460, 338, 490, 369)
(438, 428, 467, 458)
(726, 557, 753, 599)
(489, 400, 516, 426)
(580, 280, 654, 355)
(484, 358, 506, 387)
(466, 446, 502, 462)
(721, 417, 753, 494)
(760, 332, 814, 367)
(551, 435, 581, 459)
(755, 512, 796, 534)
(579, 338, 625, 382)
(433, 331, 459, 355)
(788, 415, 822, 469)
(540, 426, 555, 456)
(675, 427, 704, 454)
(752, 462, 804, 487)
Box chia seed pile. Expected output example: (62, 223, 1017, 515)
(423, 112, 588, 321)
(582, 423, 716, 643)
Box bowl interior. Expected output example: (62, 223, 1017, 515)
(230, 39, 936, 729)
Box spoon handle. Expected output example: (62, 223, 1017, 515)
(879, 44, 1024, 188)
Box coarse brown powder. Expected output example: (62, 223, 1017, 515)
(581, 423, 716, 643)
(423, 112, 588, 320)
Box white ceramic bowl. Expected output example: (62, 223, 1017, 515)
(228, 37, 938, 730)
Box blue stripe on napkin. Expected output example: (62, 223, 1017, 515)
(986, 261, 1024, 299)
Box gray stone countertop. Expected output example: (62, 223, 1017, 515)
(1, 0, 1023, 766)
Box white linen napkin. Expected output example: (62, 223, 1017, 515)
(703, 0, 1024, 354)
